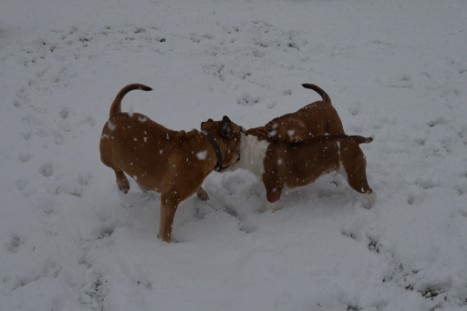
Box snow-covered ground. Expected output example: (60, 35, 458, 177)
(1, 0, 467, 310)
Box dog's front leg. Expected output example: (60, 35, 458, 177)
(196, 187, 209, 201)
(263, 170, 284, 205)
(159, 194, 180, 242)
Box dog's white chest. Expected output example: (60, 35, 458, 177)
(237, 134, 269, 179)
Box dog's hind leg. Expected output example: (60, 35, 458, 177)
(159, 194, 181, 242)
(100, 136, 130, 193)
(342, 152, 375, 208)
(115, 170, 130, 193)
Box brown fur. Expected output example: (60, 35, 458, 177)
(100, 84, 242, 242)
(245, 128, 374, 204)
(264, 83, 345, 142)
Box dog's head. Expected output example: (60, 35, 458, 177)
(201, 116, 242, 172)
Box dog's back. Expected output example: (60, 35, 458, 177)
(264, 84, 345, 142)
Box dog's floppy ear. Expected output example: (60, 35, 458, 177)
(201, 118, 214, 129)
(218, 116, 233, 139)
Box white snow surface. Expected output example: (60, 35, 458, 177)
(1, 0, 467, 310)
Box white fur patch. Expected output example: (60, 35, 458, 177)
(237, 134, 268, 179)
(107, 121, 116, 131)
(196, 150, 207, 160)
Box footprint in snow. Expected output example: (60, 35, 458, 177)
(18, 152, 32, 163)
(5, 234, 24, 254)
(39, 162, 54, 177)
(407, 192, 425, 205)
(15, 178, 29, 192)
(236, 93, 262, 107)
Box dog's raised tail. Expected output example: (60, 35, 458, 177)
(109, 83, 153, 119)
(302, 83, 332, 105)
(350, 135, 373, 145)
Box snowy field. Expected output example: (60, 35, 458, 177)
(1, 0, 467, 310)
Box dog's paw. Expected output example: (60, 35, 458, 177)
(116, 173, 130, 193)
(157, 234, 178, 244)
(196, 187, 210, 201)
(364, 192, 377, 208)
(117, 183, 130, 194)
(257, 201, 281, 213)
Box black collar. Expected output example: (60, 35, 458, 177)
(202, 131, 223, 172)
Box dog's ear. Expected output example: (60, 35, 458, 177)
(218, 116, 233, 139)
(201, 119, 214, 130)
(222, 116, 231, 124)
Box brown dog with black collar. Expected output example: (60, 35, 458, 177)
(99, 84, 242, 242)
(236, 83, 375, 208)
(237, 131, 376, 208)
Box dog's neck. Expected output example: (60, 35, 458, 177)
(202, 131, 223, 172)
(237, 132, 268, 179)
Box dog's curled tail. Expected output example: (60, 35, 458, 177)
(109, 83, 153, 119)
(350, 135, 373, 145)
(302, 83, 332, 105)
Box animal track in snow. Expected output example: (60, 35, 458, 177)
(15, 178, 29, 192)
(96, 226, 115, 240)
(11, 24, 166, 96)
(5, 234, 24, 254)
(202, 62, 225, 81)
(39, 162, 54, 177)
(362, 233, 467, 307)
(199, 20, 308, 86)
(407, 192, 424, 205)
(18, 152, 32, 163)
(236, 93, 262, 106)
(79, 275, 108, 309)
